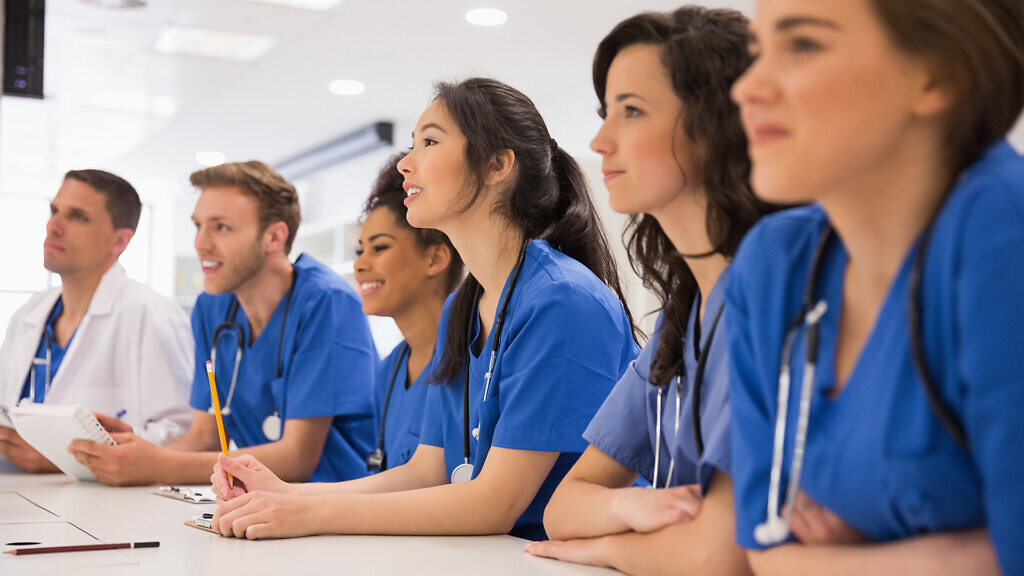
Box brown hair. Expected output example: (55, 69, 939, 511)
(869, 0, 1024, 176)
(362, 152, 465, 294)
(190, 161, 302, 254)
(429, 77, 638, 385)
(64, 169, 142, 232)
(594, 7, 776, 388)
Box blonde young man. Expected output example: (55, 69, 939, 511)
(69, 161, 377, 486)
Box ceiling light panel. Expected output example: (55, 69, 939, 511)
(465, 8, 508, 26)
(153, 26, 277, 61)
(234, 0, 344, 11)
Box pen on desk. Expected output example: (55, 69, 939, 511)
(206, 360, 233, 487)
(5, 541, 160, 556)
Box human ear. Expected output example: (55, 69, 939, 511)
(909, 64, 954, 118)
(111, 229, 134, 258)
(483, 149, 516, 187)
(264, 221, 290, 254)
(425, 244, 452, 278)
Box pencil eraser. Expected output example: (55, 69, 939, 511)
(206, 360, 213, 373)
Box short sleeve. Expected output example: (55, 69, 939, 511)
(284, 290, 376, 420)
(955, 171, 1024, 575)
(189, 296, 215, 411)
(727, 223, 794, 550)
(490, 280, 637, 453)
(584, 321, 660, 480)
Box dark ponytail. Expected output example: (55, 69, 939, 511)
(594, 7, 777, 388)
(430, 77, 637, 385)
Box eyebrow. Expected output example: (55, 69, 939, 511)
(367, 233, 396, 243)
(614, 93, 649, 103)
(411, 122, 448, 139)
(776, 16, 840, 32)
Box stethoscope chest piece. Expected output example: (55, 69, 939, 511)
(262, 412, 282, 442)
(451, 462, 474, 484)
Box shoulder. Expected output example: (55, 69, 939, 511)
(937, 140, 1024, 242)
(119, 277, 187, 320)
(516, 240, 623, 316)
(293, 253, 362, 308)
(730, 205, 827, 295)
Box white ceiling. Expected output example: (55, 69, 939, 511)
(0, 0, 749, 199)
(0, 0, 1020, 202)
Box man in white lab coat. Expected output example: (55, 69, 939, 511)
(0, 170, 193, 472)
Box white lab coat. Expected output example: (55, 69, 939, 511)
(0, 263, 193, 445)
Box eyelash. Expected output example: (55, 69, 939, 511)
(408, 137, 438, 151)
(790, 36, 821, 54)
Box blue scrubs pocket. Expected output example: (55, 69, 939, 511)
(882, 449, 983, 536)
(472, 398, 502, 480)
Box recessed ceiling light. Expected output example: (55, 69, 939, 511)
(154, 26, 277, 61)
(328, 79, 365, 96)
(196, 150, 226, 167)
(465, 8, 508, 26)
(235, 0, 344, 10)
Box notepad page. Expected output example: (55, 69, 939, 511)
(8, 404, 116, 481)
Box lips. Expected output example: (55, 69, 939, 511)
(602, 170, 625, 184)
(200, 259, 223, 275)
(748, 123, 790, 147)
(359, 280, 383, 296)
(43, 240, 64, 253)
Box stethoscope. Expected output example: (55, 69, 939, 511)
(754, 220, 960, 545)
(209, 269, 297, 443)
(28, 298, 67, 403)
(366, 342, 410, 472)
(651, 301, 724, 489)
(452, 241, 528, 484)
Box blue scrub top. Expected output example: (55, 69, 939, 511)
(190, 253, 377, 482)
(726, 141, 1024, 574)
(419, 239, 639, 541)
(373, 341, 430, 469)
(21, 298, 74, 403)
(585, 268, 731, 492)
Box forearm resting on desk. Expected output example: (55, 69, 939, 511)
(748, 528, 998, 576)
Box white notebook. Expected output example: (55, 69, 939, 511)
(8, 403, 117, 481)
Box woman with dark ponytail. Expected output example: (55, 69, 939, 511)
(207, 77, 639, 542)
(529, 7, 773, 574)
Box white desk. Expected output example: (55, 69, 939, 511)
(0, 464, 618, 575)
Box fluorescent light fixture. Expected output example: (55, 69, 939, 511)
(276, 121, 393, 181)
(328, 79, 365, 96)
(234, 0, 344, 10)
(465, 8, 508, 26)
(153, 26, 277, 61)
(196, 150, 226, 167)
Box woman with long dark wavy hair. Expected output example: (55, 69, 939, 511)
(206, 77, 639, 542)
(529, 7, 773, 574)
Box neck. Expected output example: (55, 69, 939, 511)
(58, 258, 116, 322)
(392, 292, 445, 382)
(443, 207, 523, 300)
(652, 190, 729, 320)
(234, 254, 295, 342)
(820, 132, 950, 293)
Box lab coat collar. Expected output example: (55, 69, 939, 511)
(86, 263, 127, 318)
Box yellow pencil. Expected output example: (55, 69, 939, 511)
(206, 360, 233, 487)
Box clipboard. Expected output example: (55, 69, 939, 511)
(155, 486, 216, 504)
(185, 513, 219, 534)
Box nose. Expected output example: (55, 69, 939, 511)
(353, 245, 371, 273)
(731, 52, 775, 110)
(45, 212, 63, 237)
(590, 118, 615, 157)
(194, 225, 212, 254)
(396, 151, 413, 175)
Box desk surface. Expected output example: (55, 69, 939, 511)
(0, 465, 617, 576)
